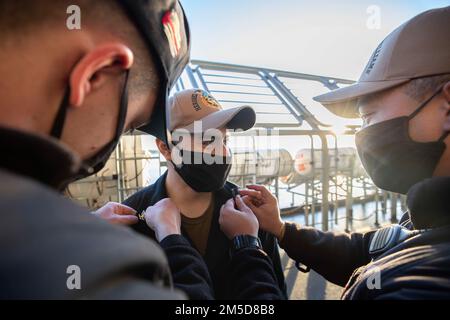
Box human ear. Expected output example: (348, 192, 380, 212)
(156, 138, 172, 161)
(69, 43, 134, 107)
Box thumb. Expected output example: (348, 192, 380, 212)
(242, 195, 257, 212)
(224, 198, 235, 210)
(114, 203, 137, 215)
(114, 215, 139, 225)
(235, 195, 251, 214)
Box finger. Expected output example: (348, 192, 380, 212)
(239, 189, 263, 200)
(240, 193, 263, 206)
(222, 199, 239, 216)
(235, 195, 252, 214)
(114, 203, 137, 215)
(113, 215, 139, 225)
(219, 205, 230, 225)
(156, 198, 172, 206)
(242, 195, 257, 211)
(144, 204, 154, 213)
(246, 184, 271, 197)
(223, 198, 235, 210)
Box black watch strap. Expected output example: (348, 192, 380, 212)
(230, 235, 262, 255)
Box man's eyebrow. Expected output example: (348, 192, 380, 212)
(356, 99, 366, 115)
(357, 95, 371, 107)
(357, 94, 380, 114)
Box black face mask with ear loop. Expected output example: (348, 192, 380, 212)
(355, 86, 449, 195)
(50, 70, 130, 186)
(169, 142, 233, 193)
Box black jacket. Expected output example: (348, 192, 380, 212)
(0, 127, 284, 300)
(0, 127, 185, 299)
(279, 177, 450, 299)
(123, 171, 287, 300)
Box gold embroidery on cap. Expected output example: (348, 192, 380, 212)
(199, 91, 221, 109)
(162, 9, 182, 58)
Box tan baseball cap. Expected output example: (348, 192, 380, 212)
(313, 6, 450, 118)
(167, 89, 256, 133)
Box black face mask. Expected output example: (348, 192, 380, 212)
(171, 149, 232, 192)
(355, 87, 448, 194)
(50, 70, 130, 184)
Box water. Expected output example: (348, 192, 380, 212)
(283, 200, 404, 232)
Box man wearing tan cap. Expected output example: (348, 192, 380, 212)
(230, 7, 450, 299)
(122, 89, 287, 300)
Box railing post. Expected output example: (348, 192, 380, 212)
(185, 65, 200, 88)
(391, 193, 398, 223)
(319, 134, 330, 232)
(374, 188, 380, 228)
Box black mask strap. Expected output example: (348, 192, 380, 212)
(113, 69, 130, 141)
(81, 69, 130, 175)
(50, 87, 71, 139)
(439, 131, 449, 142)
(408, 85, 443, 119)
(407, 85, 449, 142)
(408, 86, 450, 142)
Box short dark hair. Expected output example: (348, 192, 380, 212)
(0, 0, 159, 94)
(403, 74, 450, 101)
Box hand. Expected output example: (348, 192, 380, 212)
(239, 185, 285, 240)
(219, 195, 259, 239)
(92, 202, 138, 225)
(144, 198, 181, 242)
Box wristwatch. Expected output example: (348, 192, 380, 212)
(230, 235, 262, 255)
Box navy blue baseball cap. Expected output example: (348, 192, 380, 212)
(117, 0, 191, 144)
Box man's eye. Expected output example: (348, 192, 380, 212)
(360, 112, 375, 125)
(202, 136, 228, 146)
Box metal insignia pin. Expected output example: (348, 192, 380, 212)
(138, 211, 146, 221)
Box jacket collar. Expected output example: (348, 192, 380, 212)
(0, 126, 81, 190)
(149, 170, 235, 270)
(203, 183, 234, 271)
(407, 177, 450, 229)
(148, 171, 169, 203)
